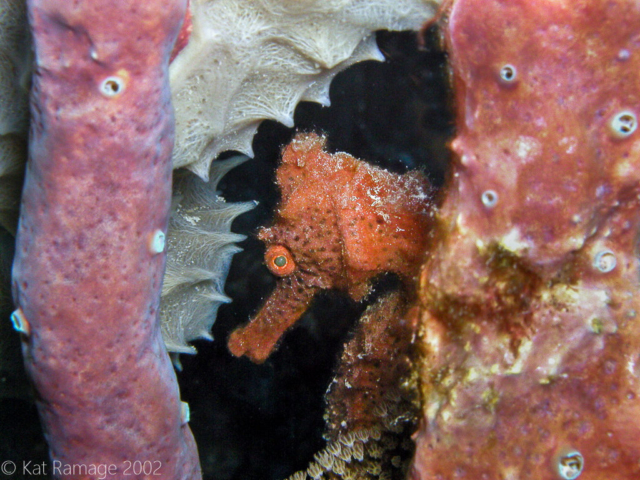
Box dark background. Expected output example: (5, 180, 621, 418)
(0, 28, 452, 480)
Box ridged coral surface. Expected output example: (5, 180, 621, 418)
(411, 0, 640, 478)
(169, 0, 441, 178)
(161, 157, 254, 353)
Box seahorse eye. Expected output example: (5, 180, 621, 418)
(273, 255, 288, 268)
(265, 245, 296, 276)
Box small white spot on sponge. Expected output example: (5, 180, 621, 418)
(100, 76, 125, 97)
(149, 230, 166, 254)
(10, 308, 29, 335)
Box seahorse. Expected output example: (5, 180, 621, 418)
(228, 132, 434, 363)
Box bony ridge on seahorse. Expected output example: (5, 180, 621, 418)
(228, 132, 435, 363)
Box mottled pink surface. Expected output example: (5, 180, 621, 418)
(411, 0, 640, 478)
(12, 1, 200, 478)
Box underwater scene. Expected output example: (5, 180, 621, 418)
(1, 0, 639, 479)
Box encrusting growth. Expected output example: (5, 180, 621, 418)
(228, 133, 434, 363)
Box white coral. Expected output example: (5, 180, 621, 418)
(160, 156, 255, 353)
(170, 0, 440, 179)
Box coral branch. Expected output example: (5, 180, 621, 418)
(11, 1, 200, 477)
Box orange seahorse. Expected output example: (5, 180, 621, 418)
(228, 132, 434, 363)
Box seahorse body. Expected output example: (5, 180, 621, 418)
(228, 133, 434, 363)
